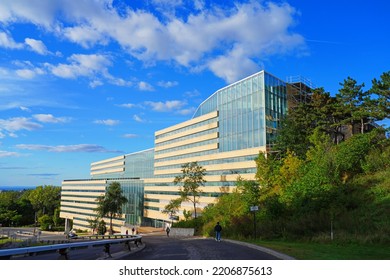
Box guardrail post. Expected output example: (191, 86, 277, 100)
(103, 244, 112, 258)
(58, 248, 69, 260)
(125, 241, 131, 251)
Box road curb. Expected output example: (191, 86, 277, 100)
(222, 239, 295, 260)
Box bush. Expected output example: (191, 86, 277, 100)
(38, 214, 53, 231)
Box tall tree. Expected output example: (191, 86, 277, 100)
(370, 71, 390, 121)
(235, 177, 260, 211)
(28, 185, 61, 216)
(28, 185, 61, 230)
(336, 77, 370, 134)
(95, 182, 128, 234)
(174, 162, 206, 219)
(255, 152, 280, 190)
(275, 88, 339, 156)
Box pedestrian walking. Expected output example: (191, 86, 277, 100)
(132, 227, 135, 235)
(214, 222, 222, 241)
(125, 229, 128, 236)
(166, 227, 171, 237)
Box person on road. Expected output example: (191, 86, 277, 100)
(214, 222, 222, 241)
(166, 227, 171, 237)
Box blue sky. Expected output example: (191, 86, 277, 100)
(0, 0, 389, 187)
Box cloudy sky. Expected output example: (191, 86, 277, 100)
(1, 0, 389, 187)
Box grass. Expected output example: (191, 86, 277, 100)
(0, 237, 10, 245)
(247, 239, 390, 260)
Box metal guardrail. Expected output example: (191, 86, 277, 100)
(0, 234, 142, 260)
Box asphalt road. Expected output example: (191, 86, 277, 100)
(2, 228, 291, 260)
(121, 235, 282, 260)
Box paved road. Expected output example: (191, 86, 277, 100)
(11, 242, 136, 260)
(2, 228, 292, 260)
(121, 234, 283, 260)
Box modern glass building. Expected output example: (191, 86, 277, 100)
(60, 70, 304, 231)
(60, 149, 154, 232)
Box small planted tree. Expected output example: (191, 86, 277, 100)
(95, 182, 128, 234)
(161, 198, 182, 225)
(86, 217, 100, 234)
(174, 162, 206, 219)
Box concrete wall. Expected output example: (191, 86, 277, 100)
(170, 228, 194, 237)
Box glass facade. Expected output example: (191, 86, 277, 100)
(193, 71, 287, 151)
(61, 70, 291, 229)
(112, 179, 145, 226)
(92, 149, 154, 180)
(124, 149, 155, 179)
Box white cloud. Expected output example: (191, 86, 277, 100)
(145, 100, 187, 112)
(0, 150, 21, 157)
(158, 80, 179, 88)
(24, 38, 49, 55)
(0, 1, 306, 83)
(47, 53, 112, 79)
(15, 67, 45, 79)
(184, 89, 200, 98)
(33, 114, 70, 123)
(63, 25, 108, 48)
(45, 53, 133, 87)
(94, 119, 120, 126)
(133, 114, 146, 123)
(118, 103, 136, 109)
(16, 143, 120, 153)
(208, 49, 260, 83)
(123, 133, 138, 138)
(0, 31, 23, 49)
(177, 107, 196, 115)
(89, 80, 104, 88)
(138, 81, 154, 91)
(0, 0, 58, 27)
(19, 106, 31, 112)
(0, 117, 42, 132)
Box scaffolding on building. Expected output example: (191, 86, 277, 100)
(286, 75, 315, 108)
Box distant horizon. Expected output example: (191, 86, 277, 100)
(0, 186, 38, 191)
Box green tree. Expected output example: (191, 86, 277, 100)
(95, 182, 128, 234)
(174, 162, 206, 219)
(235, 177, 260, 211)
(86, 217, 100, 234)
(97, 219, 107, 235)
(182, 209, 192, 221)
(52, 208, 62, 228)
(38, 214, 53, 231)
(28, 185, 61, 217)
(370, 71, 390, 121)
(161, 198, 182, 224)
(201, 191, 248, 237)
(336, 77, 372, 134)
(0, 190, 34, 226)
(17, 191, 35, 225)
(255, 152, 280, 190)
(275, 114, 311, 158)
(278, 150, 303, 187)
